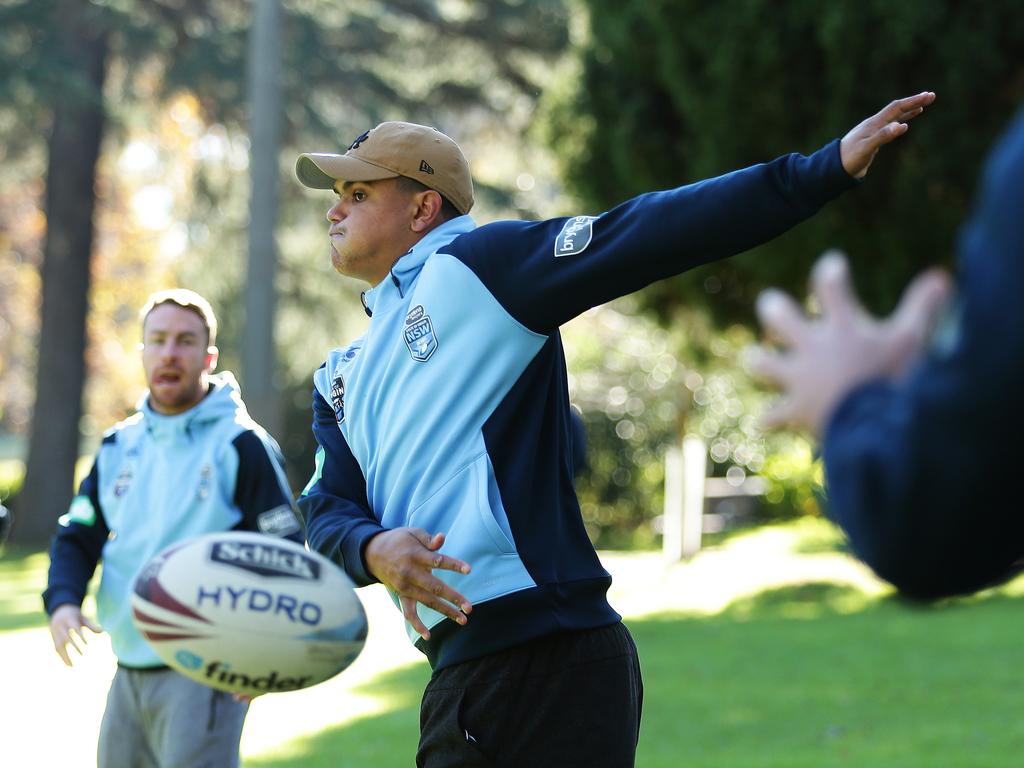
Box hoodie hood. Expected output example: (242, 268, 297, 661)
(361, 214, 476, 318)
(139, 371, 249, 443)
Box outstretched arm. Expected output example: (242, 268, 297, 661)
(749, 109, 1024, 599)
(457, 92, 936, 335)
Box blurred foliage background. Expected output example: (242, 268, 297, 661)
(1, 0, 1022, 548)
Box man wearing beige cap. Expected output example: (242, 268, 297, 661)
(295, 94, 934, 767)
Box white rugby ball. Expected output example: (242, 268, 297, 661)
(131, 531, 367, 696)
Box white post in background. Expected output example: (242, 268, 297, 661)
(662, 444, 684, 563)
(663, 435, 707, 563)
(681, 435, 707, 560)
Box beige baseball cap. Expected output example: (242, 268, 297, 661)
(295, 121, 474, 214)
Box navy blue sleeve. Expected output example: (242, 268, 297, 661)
(822, 111, 1024, 599)
(231, 430, 303, 543)
(570, 409, 587, 478)
(450, 140, 856, 333)
(43, 456, 110, 615)
(296, 387, 385, 586)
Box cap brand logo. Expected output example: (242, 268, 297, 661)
(210, 542, 321, 580)
(419, 160, 435, 175)
(554, 215, 598, 258)
(348, 130, 370, 151)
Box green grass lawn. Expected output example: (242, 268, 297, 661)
(635, 587, 1024, 767)
(6, 522, 1023, 767)
(0, 548, 52, 631)
(243, 585, 1024, 767)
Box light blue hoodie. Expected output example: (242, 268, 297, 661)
(44, 372, 301, 667)
(298, 138, 857, 669)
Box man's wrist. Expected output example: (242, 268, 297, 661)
(348, 528, 387, 585)
(357, 527, 389, 585)
(44, 592, 83, 617)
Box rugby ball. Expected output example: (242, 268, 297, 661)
(131, 531, 367, 696)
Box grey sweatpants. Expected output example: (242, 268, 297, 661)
(97, 666, 248, 768)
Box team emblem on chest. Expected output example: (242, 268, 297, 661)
(113, 464, 134, 498)
(331, 373, 346, 424)
(196, 464, 213, 501)
(404, 304, 438, 362)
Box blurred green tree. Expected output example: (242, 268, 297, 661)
(540, 1, 1024, 543)
(1, 0, 571, 545)
(563, 299, 820, 548)
(4, 0, 264, 547)
(166, 0, 573, 493)
(5, 0, 112, 548)
(542, 0, 1024, 323)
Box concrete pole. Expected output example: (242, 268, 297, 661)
(243, 0, 283, 437)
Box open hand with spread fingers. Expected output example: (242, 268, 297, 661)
(841, 91, 936, 179)
(49, 603, 102, 667)
(364, 527, 473, 641)
(748, 251, 952, 436)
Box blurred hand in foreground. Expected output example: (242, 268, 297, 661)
(749, 251, 952, 436)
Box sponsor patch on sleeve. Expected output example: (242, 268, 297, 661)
(554, 215, 597, 257)
(331, 373, 346, 424)
(59, 495, 97, 527)
(256, 505, 302, 537)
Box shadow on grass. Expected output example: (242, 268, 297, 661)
(247, 662, 430, 768)
(0, 548, 49, 631)
(245, 581, 1024, 768)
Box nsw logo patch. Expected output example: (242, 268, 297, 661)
(554, 215, 597, 257)
(404, 305, 438, 362)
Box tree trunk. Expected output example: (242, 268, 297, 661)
(12, 2, 109, 548)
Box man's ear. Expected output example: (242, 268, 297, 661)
(205, 346, 219, 372)
(410, 190, 444, 233)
